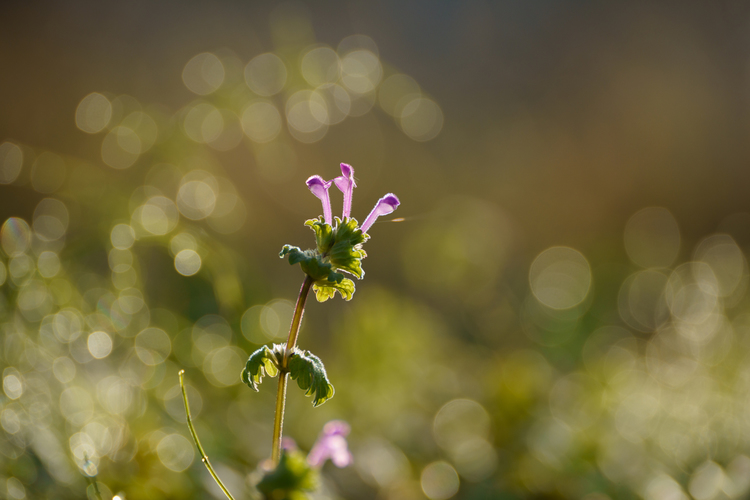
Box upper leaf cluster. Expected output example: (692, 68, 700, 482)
(280, 217, 369, 302)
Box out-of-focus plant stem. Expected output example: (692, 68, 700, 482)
(179, 370, 236, 500)
(272, 275, 314, 465)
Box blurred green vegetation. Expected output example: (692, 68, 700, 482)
(2, 2, 750, 499)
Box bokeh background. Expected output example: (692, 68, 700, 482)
(2, 1, 750, 499)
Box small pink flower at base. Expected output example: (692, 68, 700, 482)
(361, 193, 400, 233)
(333, 163, 357, 219)
(281, 437, 298, 452)
(306, 175, 333, 225)
(307, 420, 353, 468)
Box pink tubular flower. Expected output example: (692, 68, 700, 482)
(306, 164, 400, 234)
(333, 163, 357, 220)
(307, 420, 353, 468)
(306, 175, 333, 225)
(361, 193, 400, 233)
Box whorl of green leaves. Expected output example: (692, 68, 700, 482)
(288, 349, 335, 407)
(326, 217, 367, 278)
(280, 217, 369, 302)
(241, 344, 283, 391)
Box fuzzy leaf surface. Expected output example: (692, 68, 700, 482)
(280, 245, 334, 282)
(288, 349, 335, 406)
(312, 277, 355, 302)
(328, 217, 368, 279)
(241, 344, 283, 391)
(305, 217, 335, 255)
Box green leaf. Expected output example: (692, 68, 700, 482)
(280, 245, 334, 282)
(305, 217, 335, 255)
(282, 217, 367, 300)
(328, 217, 368, 279)
(241, 344, 283, 391)
(288, 349, 335, 406)
(312, 277, 355, 302)
(256, 449, 318, 500)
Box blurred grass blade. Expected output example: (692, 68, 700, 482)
(179, 370, 236, 500)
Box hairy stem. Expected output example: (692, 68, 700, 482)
(271, 372, 288, 465)
(271, 275, 314, 464)
(179, 370, 236, 500)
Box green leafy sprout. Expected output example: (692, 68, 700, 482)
(242, 344, 335, 407)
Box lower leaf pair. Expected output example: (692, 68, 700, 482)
(241, 344, 335, 407)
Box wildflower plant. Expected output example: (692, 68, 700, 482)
(180, 163, 399, 499)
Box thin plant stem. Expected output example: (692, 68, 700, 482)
(82, 453, 103, 500)
(284, 275, 314, 357)
(271, 275, 314, 464)
(89, 477, 103, 500)
(179, 370, 236, 500)
(271, 372, 288, 465)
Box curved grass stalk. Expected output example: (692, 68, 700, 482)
(179, 370, 236, 500)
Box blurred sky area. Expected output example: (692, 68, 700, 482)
(3, 1, 750, 499)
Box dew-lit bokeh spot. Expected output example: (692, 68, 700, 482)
(33, 198, 69, 241)
(110, 224, 135, 250)
(87, 331, 113, 359)
(244, 53, 287, 96)
(101, 126, 140, 170)
(38, 251, 61, 278)
(134, 327, 171, 365)
(618, 269, 670, 332)
(624, 207, 681, 268)
(174, 249, 201, 276)
(183, 102, 223, 144)
(530, 246, 592, 310)
(0, 142, 23, 184)
(301, 46, 341, 86)
(75, 92, 112, 134)
(286, 89, 329, 143)
(379, 74, 421, 117)
(156, 433, 194, 472)
(354, 438, 411, 489)
(240, 101, 282, 143)
(182, 52, 225, 95)
(433, 399, 491, 451)
(421, 461, 460, 500)
(694, 234, 747, 300)
(1, 218, 32, 257)
(134, 196, 179, 236)
(204, 346, 245, 387)
(207, 109, 243, 151)
(400, 97, 444, 142)
(176, 171, 218, 220)
(121, 111, 158, 153)
(315, 83, 350, 124)
(6, 477, 25, 499)
(260, 299, 294, 341)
